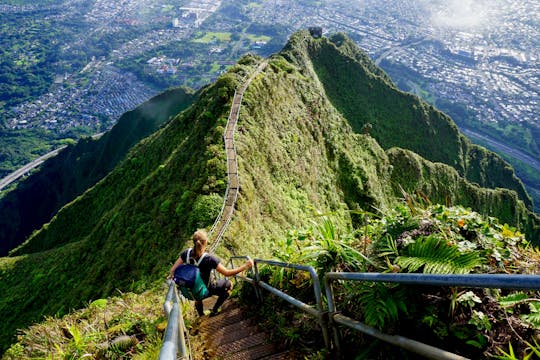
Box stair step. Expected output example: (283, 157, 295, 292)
(223, 343, 278, 360)
(259, 351, 292, 359)
(199, 307, 244, 332)
(210, 324, 260, 348)
(214, 332, 267, 357)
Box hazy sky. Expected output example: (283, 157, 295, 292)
(418, 0, 496, 30)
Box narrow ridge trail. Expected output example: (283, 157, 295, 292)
(193, 61, 292, 359)
(209, 60, 267, 252)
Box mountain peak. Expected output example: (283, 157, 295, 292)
(0, 30, 538, 354)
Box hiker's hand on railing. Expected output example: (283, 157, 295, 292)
(244, 258, 254, 271)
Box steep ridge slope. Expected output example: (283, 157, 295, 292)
(0, 33, 538, 353)
(0, 87, 195, 256)
(0, 74, 238, 352)
(284, 32, 533, 210)
(388, 148, 539, 240)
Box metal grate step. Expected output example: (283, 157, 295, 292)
(223, 343, 278, 360)
(214, 332, 267, 357)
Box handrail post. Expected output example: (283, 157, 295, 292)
(253, 259, 331, 351)
(324, 275, 341, 354)
(307, 267, 330, 351)
(253, 259, 263, 303)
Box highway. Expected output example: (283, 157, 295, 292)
(461, 128, 540, 173)
(0, 145, 67, 191)
(0, 133, 103, 191)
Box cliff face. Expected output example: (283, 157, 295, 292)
(281, 32, 532, 210)
(0, 32, 537, 353)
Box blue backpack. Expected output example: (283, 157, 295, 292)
(173, 249, 209, 301)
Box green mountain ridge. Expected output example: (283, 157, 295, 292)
(0, 31, 538, 354)
(0, 87, 196, 257)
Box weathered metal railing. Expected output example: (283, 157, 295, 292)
(324, 273, 540, 360)
(159, 280, 190, 360)
(250, 259, 331, 349)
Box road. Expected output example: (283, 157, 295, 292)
(461, 128, 540, 174)
(0, 145, 67, 191)
(0, 133, 103, 191)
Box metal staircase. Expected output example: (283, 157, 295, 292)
(195, 297, 290, 360)
(208, 61, 267, 253)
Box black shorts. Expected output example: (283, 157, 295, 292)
(207, 279, 232, 298)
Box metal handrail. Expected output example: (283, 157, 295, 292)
(208, 88, 238, 243)
(251, 259, 331, 350)
(228, 256, 256, 285)
(324, 273, 540, 360)
(159, 281, 190, 360)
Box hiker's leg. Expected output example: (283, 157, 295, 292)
(195, 299, 204, 316)
(209, 279, 232, 314)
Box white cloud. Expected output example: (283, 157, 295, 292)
(420, 0, 501, 30)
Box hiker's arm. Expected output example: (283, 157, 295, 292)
(168, 257, 184, 279)
(216, 259, 253, 277)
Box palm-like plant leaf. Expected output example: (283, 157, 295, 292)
(396, 235, 482, 274)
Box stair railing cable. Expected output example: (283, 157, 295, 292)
(159, 280, 190, 360)
(228, 256, 540, 360)
(208, 87, 243, 252)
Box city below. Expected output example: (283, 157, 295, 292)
(1, 0, 538, 204)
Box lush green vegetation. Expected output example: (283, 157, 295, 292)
(246, 202, 540, 359)
(387, 148, 539, 242)
(287, 32, 532, 210)
(0, 32, 538, 358)
(379, 58, 540, 212)
(0, 62, 244, 353)
(2, 286, 172, 359)
(0, 87, 196, 256)
(0, 128, 81, 178)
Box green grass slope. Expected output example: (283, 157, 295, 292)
(0, 73, 238, 353)
(282, 32, 532, 210)
(1, 32, 538, 355)
(388, 147, 540, 243)
(1, 87, 195, 257)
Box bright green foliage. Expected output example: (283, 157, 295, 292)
(2, 87, 196, 257)
(396, 235, 483, 274)
(522, 302, 540, 329)
(257, 202, 539, 358)
(281, 31, 532, 209)
(387, 148, 539, 243)
(2, 288, 166, 359)
(1, 31, 539, 358)
(356, 282, 409, 329)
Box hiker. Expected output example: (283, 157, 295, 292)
(168, 229, 254, 316)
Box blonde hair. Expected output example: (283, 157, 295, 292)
(192, 229, 208, 258)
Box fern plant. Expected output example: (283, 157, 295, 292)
(355, 282, 408, 330)
(396, 235, 483, 274)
